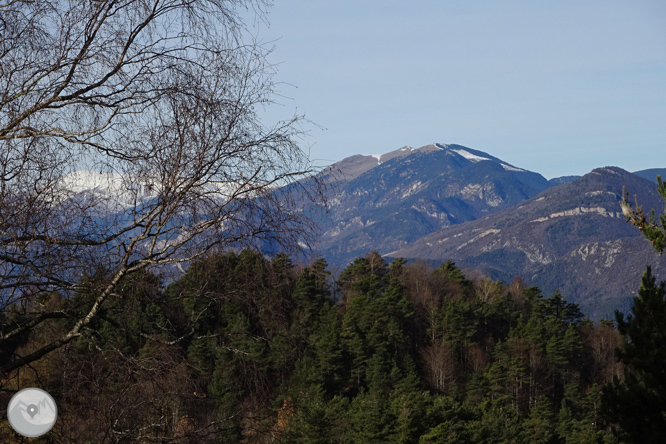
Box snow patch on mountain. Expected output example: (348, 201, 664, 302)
(61, 170, 130, 194)
(448, 148, 525, 172)
(501, 163, 525, 172)
(58, 170, 157, 210)
(60, 170, 238, 212)
(452, 148, 491, 162)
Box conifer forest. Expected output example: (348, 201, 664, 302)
(3, 249, 665, 443)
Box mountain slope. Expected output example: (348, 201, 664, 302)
(633, 168, 666, 183)
(388, 167, 666, 320)
(315, 143, 550, 264)
(548, 175, 580, 186)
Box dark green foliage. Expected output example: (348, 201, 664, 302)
(338, 254, 414, 392)
(621, 174, 666, 253)
(602, 266, 666, 443)
(66, 269, 167, 354)
(20, 250, 627, 443)
(523, 396, 556, 443)
(437, 259, 471, 287)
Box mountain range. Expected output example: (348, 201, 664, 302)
(316, 144, 551, 264)
(311, 143, 665, 320)
(61, 143, 664, 320)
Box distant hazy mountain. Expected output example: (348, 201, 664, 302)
(388, 167, 666, 320)
(544, 168, 665, 187)
(59, 145, 666, 320)
(633, 168, 666, 183)
(548, 175, 580, 186)
(315, 143, 551, 264)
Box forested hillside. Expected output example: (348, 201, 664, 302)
(1, 250, 630, 443)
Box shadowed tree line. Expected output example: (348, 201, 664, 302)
(5, 249, 659, 443)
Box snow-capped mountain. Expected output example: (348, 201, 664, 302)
(313, 143, 550, 264)
(323, 143, 529, 182)
(302, 143, 666, 319)
(52, 142, 666, 319)
(58, 170, 246, 215)
(58, 170, 158, 211)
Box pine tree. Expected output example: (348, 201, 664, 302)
(523, 396, 556, 444)
(620, 175, 666, 253)
(602, 266, 666, 442)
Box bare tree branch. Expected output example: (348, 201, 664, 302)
(0, 0, 322, 377)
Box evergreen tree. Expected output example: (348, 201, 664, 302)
(620, 175, 666, 253)
(523, 396, 556, 444)
(602, 266, 666, 442)
(438, 260, 470, 286)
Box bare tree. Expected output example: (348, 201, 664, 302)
(420, 341, 456, 394)
(470, 276, 502, 304)
(0, 0, 319, 374)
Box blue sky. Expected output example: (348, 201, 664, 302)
(251, 1, 665, 179)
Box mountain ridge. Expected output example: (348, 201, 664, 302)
(386, 166, 666, 319)
(58, 143, 666, 319)
(314, 143, 551, 264)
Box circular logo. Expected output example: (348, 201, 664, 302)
(7, 388, 58, 437)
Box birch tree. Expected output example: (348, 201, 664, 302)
(0, 0, 319, 374)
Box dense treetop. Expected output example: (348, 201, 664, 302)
(1, 250, 633, 443)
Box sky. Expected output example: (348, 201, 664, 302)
(249, 1, 666, 179)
